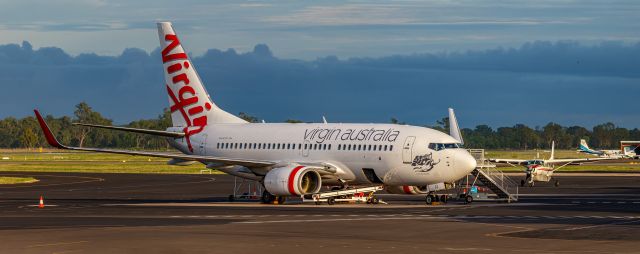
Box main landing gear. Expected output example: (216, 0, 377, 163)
(260, 190, 288, 205)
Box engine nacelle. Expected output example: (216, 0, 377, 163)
(385, 183, 448, 195)
(264, 165, 322, 196)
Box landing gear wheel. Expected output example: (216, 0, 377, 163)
(440, 195, 448, 204)
(277, 196, 287, 205)
(464, 195, 473, 204)
(261, 190, 275, 204)
(228, 195, 235, 202)
(520, 179, 525, 187)
(554, 180, 560, 187)
(528, 181, 535, 187)
(370, 197, 380, 204)
(425, 195, 434, 205)
(327, 197, 336, 205)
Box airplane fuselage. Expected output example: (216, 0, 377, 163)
(169, 123, 476, 187)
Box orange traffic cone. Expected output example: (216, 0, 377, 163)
(39, 196, 44, 208)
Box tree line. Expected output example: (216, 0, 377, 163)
(1, 102, 638, 150)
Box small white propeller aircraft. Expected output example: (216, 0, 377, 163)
(33, 22, 478, 204)
(577, 139, 626, 158)
(490, 141, 613, 187)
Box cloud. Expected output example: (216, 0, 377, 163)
(263, 3, 588, 27)
(0, 40, 638, 128)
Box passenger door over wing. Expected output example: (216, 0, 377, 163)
(402, 136, 416, 163)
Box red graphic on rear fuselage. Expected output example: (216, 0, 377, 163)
(162, 34, 212, 152)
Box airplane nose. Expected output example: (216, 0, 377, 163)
(457, 150, 477, 174)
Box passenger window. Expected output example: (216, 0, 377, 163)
(390, 145, 393, 151)
(328, 144, 332, 150)
(384, 145, 388, 151)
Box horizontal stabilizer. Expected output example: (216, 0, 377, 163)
(72, 123, 185, 138)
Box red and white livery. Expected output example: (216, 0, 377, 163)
(34, 22, 478, 204)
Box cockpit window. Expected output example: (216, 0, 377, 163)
(428, 143, 463, 151)
(527, 160, 544, 165)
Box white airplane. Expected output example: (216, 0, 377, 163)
(577, 139, 626, 158)
(34, 22, 477, 204)
(490, 141, 612, 187)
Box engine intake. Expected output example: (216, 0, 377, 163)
(264, 165, 322, 196)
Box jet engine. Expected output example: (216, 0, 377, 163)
(263, 165, 322, 196)
(385, 185, 429, 195)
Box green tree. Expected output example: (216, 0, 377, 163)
(238, 112, 259, 123)
(592, 122, 616, 148)
(20, 128, 38, 149)
(73, 102, 112, 147)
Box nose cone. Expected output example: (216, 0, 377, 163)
(457, 150, 477, 175)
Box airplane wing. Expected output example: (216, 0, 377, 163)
(72, 122, 185, 138)
(34, 110, 275, 168)
(488, 158, 528, 165)
(545, 157, 615, 165)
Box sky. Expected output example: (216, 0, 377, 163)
(0, 0, 639, 128)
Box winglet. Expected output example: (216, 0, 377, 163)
(33, 110, 65, 149)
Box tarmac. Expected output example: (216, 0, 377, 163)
(0, 171, 639, 254)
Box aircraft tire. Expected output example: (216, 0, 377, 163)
(277, 196, 286, 205)
(465, 195, 473, 204)
(327, 197, 336, 205)
(520, 180, 525, 187)
(228, 195, 235, 202)
(440, 195, 448, 203)
(554, 180, 560, 187)
(425, 195, 433, 205)
(261, 190, 275, 204)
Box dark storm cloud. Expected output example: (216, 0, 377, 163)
(0, 40, 638, 127)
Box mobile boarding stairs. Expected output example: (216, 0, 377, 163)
(462, 149, 519, 203)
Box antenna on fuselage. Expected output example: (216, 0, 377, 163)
(448, 108, 464, 145)
(322, 115, 328, 124)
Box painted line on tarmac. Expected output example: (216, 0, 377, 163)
(166, 214, 640, 222)
(570, 201, 640, 205)
(233, 216, 448, 224)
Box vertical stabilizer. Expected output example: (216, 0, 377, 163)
(448, 108, 464, 145)
(157, 22, 246, 127)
